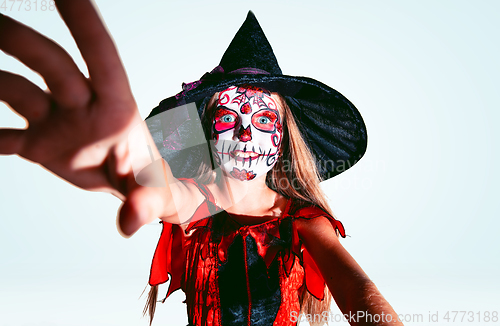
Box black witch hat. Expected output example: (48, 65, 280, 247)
(146, 11, 367, 181)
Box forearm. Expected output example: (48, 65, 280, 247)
(333, 279, 403, 326)
(296, 216, 403, 326)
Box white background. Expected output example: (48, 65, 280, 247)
(1, 1, 499, 325)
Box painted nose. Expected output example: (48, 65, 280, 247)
(237, 125, 252, 142)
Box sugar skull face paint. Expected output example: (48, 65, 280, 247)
(212, 86, 283, 181)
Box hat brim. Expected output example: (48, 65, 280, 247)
(147, 74, 367, 181)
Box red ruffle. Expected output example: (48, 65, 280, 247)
(148, 221, 185, 297)
(148, 180, 346, 305)
(148, 178, 215, 298)
(291, 206, 346, 300)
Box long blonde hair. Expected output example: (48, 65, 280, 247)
(145, 90, 335, 325)
(268, 94, 334, 325)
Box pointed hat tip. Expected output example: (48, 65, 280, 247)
(246, 10, 258, 22)
(219, 9, 282, 75)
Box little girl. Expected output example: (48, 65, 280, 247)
(0, 2, 402, 325)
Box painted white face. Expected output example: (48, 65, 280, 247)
(211, 86, 283, 181)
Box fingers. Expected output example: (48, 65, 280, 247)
(55, 0, 133, 100)
(0, 71, 41, 156)
(0, 128, 25, 155)
(0, 70, 51, 122)
(0, 14, 91, 110)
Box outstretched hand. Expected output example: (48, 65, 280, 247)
(0, 0, 169, 236)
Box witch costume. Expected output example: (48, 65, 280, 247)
(146, 11, 367, 326)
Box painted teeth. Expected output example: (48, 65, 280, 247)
(233, 152, 259, 158)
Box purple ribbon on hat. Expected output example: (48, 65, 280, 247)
(181, 65, 225, 93)
(176, 66, 271, 99)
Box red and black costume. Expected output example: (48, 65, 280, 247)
(149, 180, 346, 326)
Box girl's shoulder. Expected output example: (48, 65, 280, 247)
(288, 199, 346, 238)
